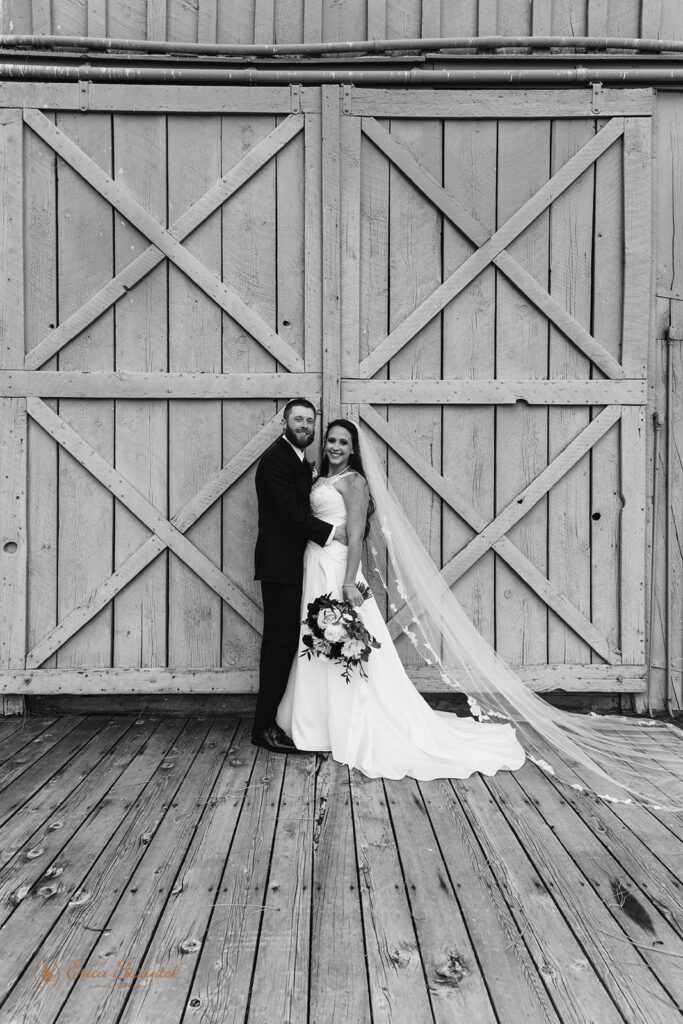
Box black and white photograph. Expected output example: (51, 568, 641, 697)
(0, 4, 683, 1022)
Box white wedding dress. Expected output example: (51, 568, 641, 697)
(276, 474, 526, 780)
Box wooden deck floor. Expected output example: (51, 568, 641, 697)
(0, 713, 682, 1024)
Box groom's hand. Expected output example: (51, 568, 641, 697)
(335, 525, 348, 546)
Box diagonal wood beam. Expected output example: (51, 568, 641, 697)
(361, 118, 625, 381)
(25, 113, 304, 372)
(24, 109, 304, 373)
(360, 405, 619, 663)
(25, 402, 282, 667)
(359, 117, 625, 379)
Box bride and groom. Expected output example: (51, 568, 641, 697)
(251, 397, 526, 779)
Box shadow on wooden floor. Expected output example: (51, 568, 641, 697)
(0, 712, 682, 1024)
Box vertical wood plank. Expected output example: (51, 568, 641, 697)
(30, 0, 51, 34)
(112, 114, 168, 670)
(587, 0, 608, 36)
(321, 86, 341, 423)
(421, 0, 441, 37)
(86, 0, 107, 36)
(304, 108, 323, 379)
(167, 114, 222, 669)
(358, 116, 389, 612)
(221, 113, 278, 674)
(56, 112, 114, 670)
(303, 0, 322, 42)
(254, 0, 275, 43)
(24, 113, 58, 675)
(495, 119, 550, 667)
(548, 119, 593, 667)
(0, 110, 24, 372)
(531, 0, 552, 35)
(340, 113, 361, 391)
(591, 118, 624, 664)
(51, 0, 86, 33)
(0, 397, 27, 708)
(641, 0, 662, 38)
(621, 406, 646, 666)
(622, 117, 653, 379)
(442, 118, 496, 647)
(198, 0, 218, 41)
(310, 759, 371, 1024)
(2, 0, 32, 33)
(387, 116, 442, 672)
(274, 0, 304, 44)
(147, 0, 167, 40)
(366, 0, 386, 40)
(477, 0, 498, 35)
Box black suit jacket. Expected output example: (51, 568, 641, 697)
(254, 436, 332, 584)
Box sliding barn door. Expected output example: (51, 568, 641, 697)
(333, 86, 653, 695)
(0, 84, 653, 701)
(0, 85, 325, 701)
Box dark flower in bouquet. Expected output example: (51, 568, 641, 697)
(300, 584, 381, 683)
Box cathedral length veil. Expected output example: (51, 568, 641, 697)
(356, 423, 683, 812)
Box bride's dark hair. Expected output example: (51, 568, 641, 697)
(320, 419, 375, 538)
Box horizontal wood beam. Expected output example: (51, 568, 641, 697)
(0, 82, 314, 112)
(346, 379, 645, 405)
(349, 88, 653, 118)
(3, 371, 321, 398)
(0, 664, 646, 694)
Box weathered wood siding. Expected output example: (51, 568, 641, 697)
(2, 0, 683, 42)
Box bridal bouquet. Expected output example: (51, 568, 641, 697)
(300, 584, 381, 683)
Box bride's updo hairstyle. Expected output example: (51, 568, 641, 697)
(320, 419, 375, 538)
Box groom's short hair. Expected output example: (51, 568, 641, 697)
(282, 398, 317, 420)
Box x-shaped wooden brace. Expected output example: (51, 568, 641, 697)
(359, 116, 625, 380)
(23, 109, 305, 372)
(361, 404, 623, 664)
(26, 402, 284, 668)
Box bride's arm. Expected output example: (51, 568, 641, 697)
(338, 472, 369, 607)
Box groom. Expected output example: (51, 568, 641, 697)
(252, 398, 345, 754)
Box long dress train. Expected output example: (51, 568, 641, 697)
(276, 475, 526, 780)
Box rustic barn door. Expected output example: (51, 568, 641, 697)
(332, 86, 653, 695)
(0, 85, 327, 703)
(0, 84, 653, 702)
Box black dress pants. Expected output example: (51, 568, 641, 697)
(255, 580, 303, 731)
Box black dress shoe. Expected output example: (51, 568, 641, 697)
(250, 724, 316, 755)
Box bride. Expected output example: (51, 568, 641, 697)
(276, 418, 526, 780)
(277, 418, 683, 808)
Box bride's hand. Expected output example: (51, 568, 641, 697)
(342, 583, 363, 607)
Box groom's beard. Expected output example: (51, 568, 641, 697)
(284, 423, 315, 450)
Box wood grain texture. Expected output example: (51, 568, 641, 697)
(495, 118, 550, 667)
(54, 112, 114, 672)
(111, 113, 167, 670)
(321, 85, 342, 421)
(387, 114, 442, 672)
(310, 758, 371, 1024)
(620, 405, 647, 665)
(25, 114, 304, 372)
(548, 119, 594, 667)
(220, 112, 279, 674)
(622, 116, 653, 378)
(25, 415, 282, 669)
(349, 90, 653, 119)
(0, 110, 26, 713)
(24, 110, 304, 374)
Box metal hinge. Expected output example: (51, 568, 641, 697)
(79, 75, 90, 112)
(591, 82, 602, 114)
(290, 84, 302, 114)
(342, 84, 353, 115)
